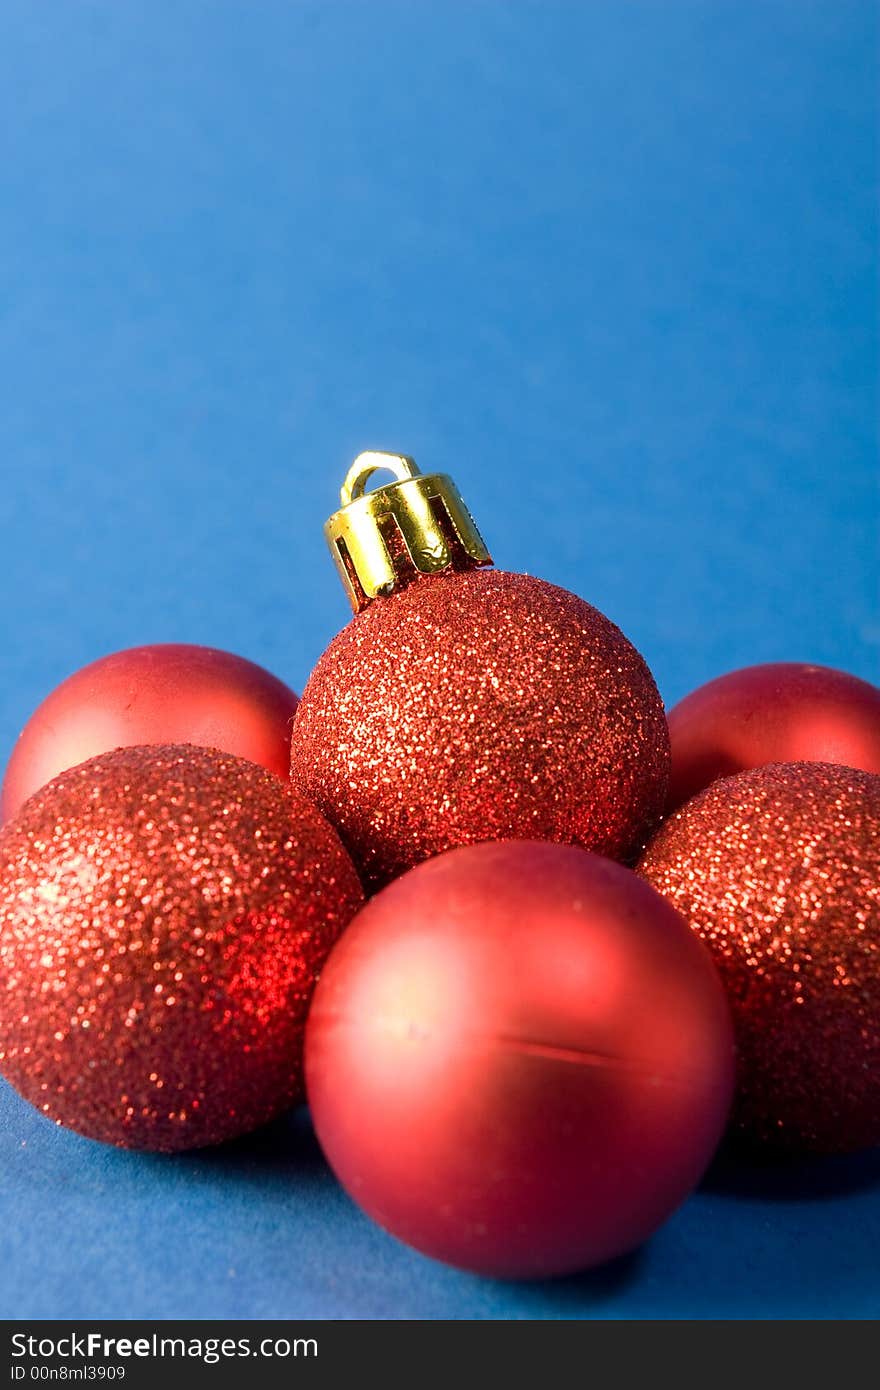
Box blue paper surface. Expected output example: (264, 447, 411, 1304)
(0, 1, 877, 1319)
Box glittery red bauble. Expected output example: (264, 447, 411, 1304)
(666, 662, 880, 812)
(290, 570, 669, 892)
(0, 745, 363, 1151)
(306, 840, 733, 1278)
(1, 644, 299, 822)
(639, 762, 880, 1154)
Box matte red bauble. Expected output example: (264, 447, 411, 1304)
(1, 643, 299, 822)
(306, 840, 734, 1278)
(666, 661, 880, 812)
(0, 745, 363, 1151)
(290, 454, 669, 891)
(639, 761, 880, 1154)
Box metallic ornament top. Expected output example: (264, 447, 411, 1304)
(325, 452, 492, 612)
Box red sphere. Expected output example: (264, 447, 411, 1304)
(306, 841, 734, 1278)
(0, 744, 363, 1151)
(1, 644, 299, 822)
(639, 762, 880, 1153)
(290, 570, 669, 892)
(666, 662, 880, 812)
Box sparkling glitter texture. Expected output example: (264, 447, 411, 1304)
(290, 569, 669, 892)
(0, 744, 363, 1151)
(638, 761, 880, 1153)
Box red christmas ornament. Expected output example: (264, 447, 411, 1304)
(306, 840, 734, 1278)
(1, 643, 299, 822)
(639, 761, 880, 1154)
(666, 661, 880, 813)
(290, 453, 669, 891)
(0, 744, 363, 1151)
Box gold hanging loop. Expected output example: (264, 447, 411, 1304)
(325, 451, 493, 613)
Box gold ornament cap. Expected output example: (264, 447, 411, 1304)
(325, 452, 493, 613)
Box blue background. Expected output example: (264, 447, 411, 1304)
(0, 1, 877, 1319)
